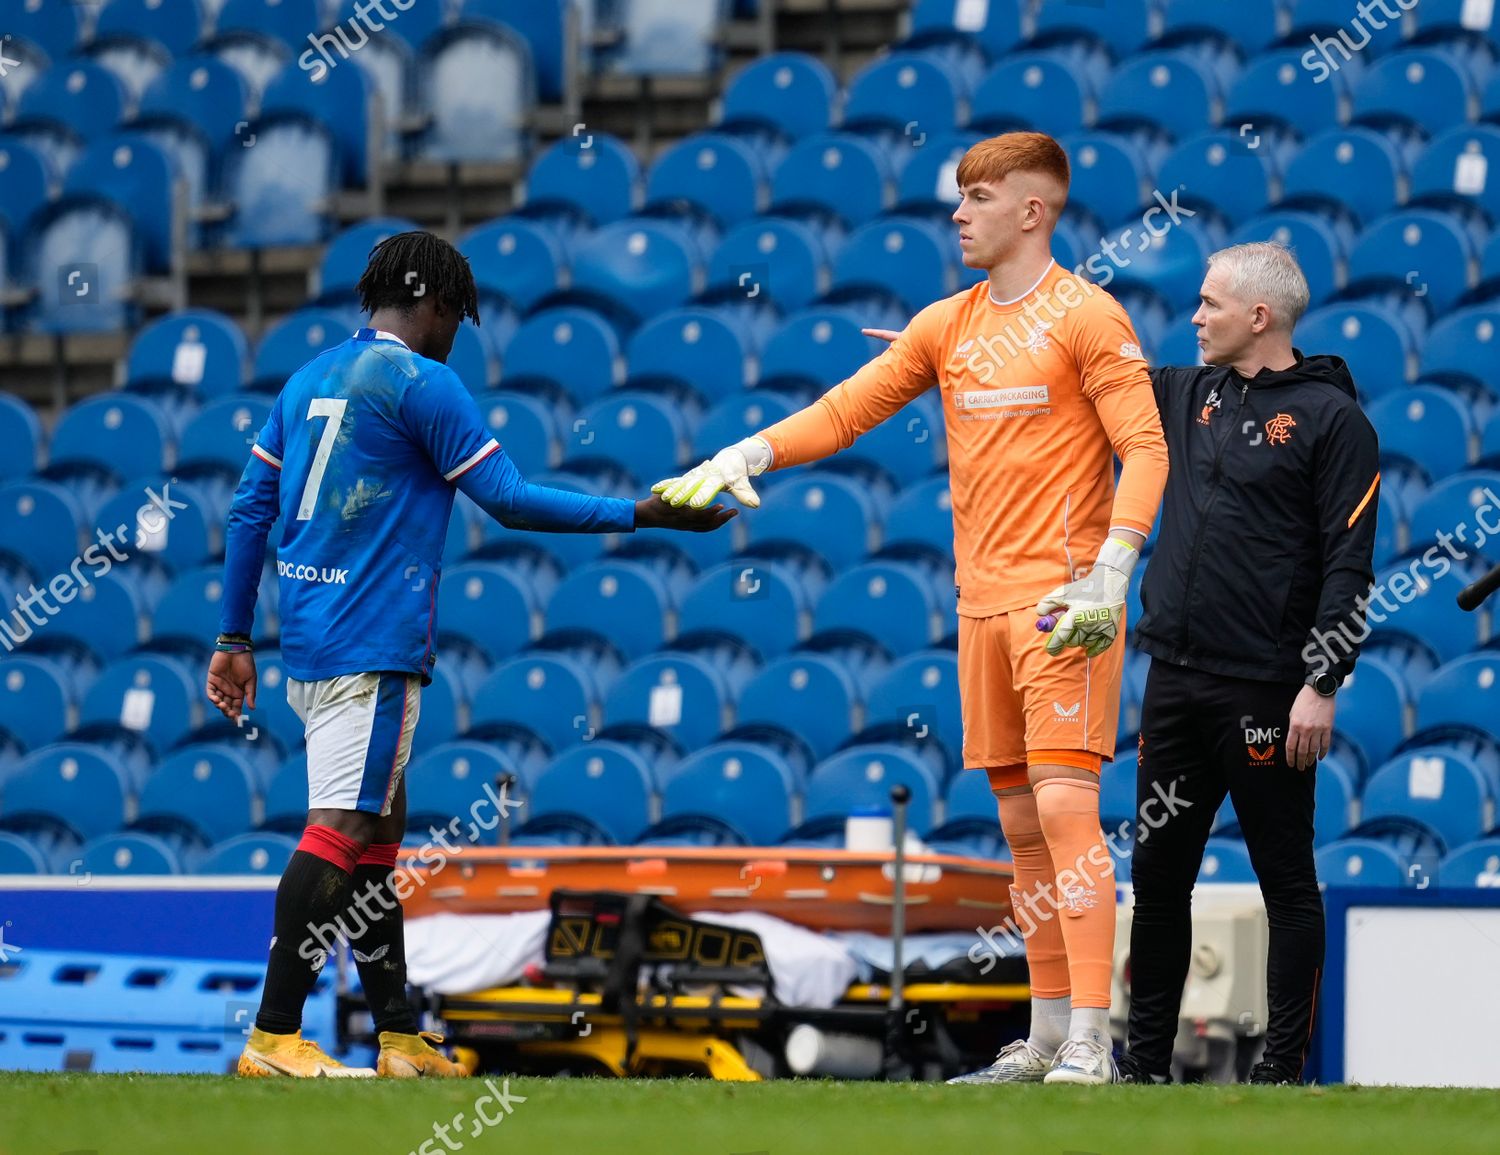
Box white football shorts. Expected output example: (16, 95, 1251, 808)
(286, 671, 422, 816)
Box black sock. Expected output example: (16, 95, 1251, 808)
(349, 862, 418, 1035)
(255, 848, 357, 1035)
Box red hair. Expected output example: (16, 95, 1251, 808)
(956, 132, 1070, 197)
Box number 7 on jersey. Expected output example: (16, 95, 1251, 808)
(297, 398, 348, 520)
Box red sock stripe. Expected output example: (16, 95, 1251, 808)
(298, 824, 362, 873)
(357, 841, 401, 868)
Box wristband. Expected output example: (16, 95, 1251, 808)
(216, 633, 254, 653)
(1096, 536, 1140, 580)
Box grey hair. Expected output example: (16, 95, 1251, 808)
(1205, 241, 1310, 332)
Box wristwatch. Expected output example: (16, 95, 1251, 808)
(1307, 672, 1339, 697)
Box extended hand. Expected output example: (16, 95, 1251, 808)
(1035, 539, 1138, 658)
(635, 495, 738, 532)
(206, 650, 257, 721)
(1286, 684, 1334, 770)
(652, 437, 772, 510)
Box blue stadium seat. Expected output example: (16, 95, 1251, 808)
(1100, 211, 1224, 314)
(1032, 0, 1155, 60)
(759, 310, 886, 395)
(1289, 0, 1410, 59)
(944, 765, 999, 826)
(1421, 306, 1500, 396)
(740, 473, 881, 573)
(603, 653, 734, 753)
(1228, 211, 1346, 308)
(1295, 303, 1417, 399)
(460, 217, 568, 317)
(718, 52, 836, 141)
(261, 752, 308, 832)
(567, 219, 701, 326)
(812, 562, 942, 657)
(13, 60, 126, 168)
(0, 479, 84, 577)
(443, 321, 495, 396)
(843, 53, 965, 142)
(769, 133, 894, 228)
(828, 217, 957, 315)
(198, 832, 299, 875)
(1483, 409, 1500, 467)
(137, 745, 259, 846)
(472, 390, 560, 478)
(562, 392, 691, 484)
(1437, 837, 1500, 887)
(1363, 747, 1493, 852)
(79, 832, 187, 875)
(523, 741, 656, 845)
(1346, 209, 1479, 314)
(220, 118, 336, 247)
(892, 131, 980, 223)
(250, 308, 349, 392)
(47, 394, 171, 486)
(1365, 555, 1489, 666)
(1160, 130, 1279, 227)
(1158, 0, 1283, 56)
(692, 394, 798, 465)
(216, 0, 322, 52)
(1352, 49, 1479, 136)
(813, 391, 945, 490)
(734, 652, 858, 761)
(90, 0, 203, 91)
(0, 831, 50, 874)
(676, 560, 816, 660)
(1097, 51, 1222, 141)
(606, 0, 726, 76)
(77, 655, 200, 757)
(1338, 654, 1412, 775)
(261, 57, 374, 189)
(654, 742, 796, 844)
(518, 133, 640, 228)
(1317, 757, 1358, 847)
(1372, 486, 1405, 568)
(0, 393, 43, 482)
(1411, 0, 1500, 54)
(865, 649, 963, 777)
(1061, 133, 1155, 227)
(1413, 653, 1500, 749)
(467, 652, 600, 755)
(416, 22, 534, 163)
(29, 569, 147, 665)
(644, 133, 766, 229)
(880, 475, 953, 565)
(135, 54, 251, 208)
(126, 310, 250, 402)
(0, 744, 130, 844)
(469, 468, 617, 572)
(24, 199, 141, 333)
(458, 0, 569, 101)
(625, 308, 751, 404)
(801, 745, 938, 837)
(1198, 838, 1259, 883)
(1317, 837, 1413, 886)
(1369, 386, 1477, 483)
(405, 741, 523, 844)
(233, 649, 304, 757)
(544, 561, 672, 661)
(0, 137, 53, 240)
(0, 657, 73, 754)
(437, 562, 541, 667)
(1407, 470, 1500, 567)
(314, 218, 422, 307)
(905, 0, 1024, 67)
(412, 660, 462, 756)
(89, 477, 215, 578)
(1410, 125, 1500, 224)
(7, 1, 85, 63)
(706, 218, 831, 314)
(149, 566, 237, 654)
(971, 52, 1094, 137)
(1280, 128, 1406, 228)
(1226, 48, 1351, 137)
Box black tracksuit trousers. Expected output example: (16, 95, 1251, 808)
(1126, 659, 1325, 1079)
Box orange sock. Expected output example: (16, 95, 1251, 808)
(1033, 777, 1116, 1009)
(993, 781, 1070, 1002)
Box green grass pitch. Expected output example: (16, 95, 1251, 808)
(5, 1074, 1500, 1155)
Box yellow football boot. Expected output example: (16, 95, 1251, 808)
(376, 1031, 476, 1078)
(237, 1027, 375, 1078)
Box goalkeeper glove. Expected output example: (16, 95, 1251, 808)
(1036, 536, 1139, 658)
(652, 436, 772, 510)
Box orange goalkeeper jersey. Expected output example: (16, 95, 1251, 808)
(759, 261, 1168, 617)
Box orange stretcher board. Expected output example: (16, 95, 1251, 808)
(396, 846, 1015, 933)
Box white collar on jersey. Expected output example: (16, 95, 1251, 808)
(358, 329, 411, 349)
(988, 259, 1056, 308)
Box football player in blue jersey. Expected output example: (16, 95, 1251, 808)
(208, 231, 732, 1077)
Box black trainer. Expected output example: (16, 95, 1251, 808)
(1248, 1061, 1300, 1085)
(1116, 1052, 1171, 1085)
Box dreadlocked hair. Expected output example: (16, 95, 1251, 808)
(356, 230, 481, 326)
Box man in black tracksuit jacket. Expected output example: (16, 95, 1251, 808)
(1119, 243, 1380, 1086)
